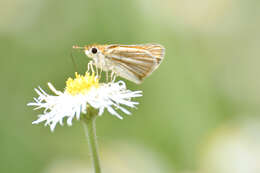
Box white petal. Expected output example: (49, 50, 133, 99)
(48, 83, 63, 95)
(28, 79, 142, 131)
(107, 106, 123, 119)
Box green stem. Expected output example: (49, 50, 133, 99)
(82, 111, 101, 173)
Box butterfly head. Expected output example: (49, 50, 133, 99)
(72, 44, 104, 59)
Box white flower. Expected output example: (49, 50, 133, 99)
(28, 72, 142, 131)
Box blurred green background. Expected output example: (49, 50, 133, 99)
(1, 0, 260, 173)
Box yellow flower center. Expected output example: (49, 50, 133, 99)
(65, 72, 99, 95)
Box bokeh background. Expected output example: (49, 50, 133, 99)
(1, 0, 260, 173)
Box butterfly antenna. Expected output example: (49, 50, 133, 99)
(72, 45, 84, 50)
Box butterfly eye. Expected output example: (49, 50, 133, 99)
(91, 47, 98, 54)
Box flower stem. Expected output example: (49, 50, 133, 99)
(82, 110, 101, 173)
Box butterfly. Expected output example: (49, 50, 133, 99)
(73, 43, 165, 84)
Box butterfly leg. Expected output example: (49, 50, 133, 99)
(87, 61, 95, 74)
(110, 71, 114, 82)
(94, 63, 99, 76)
(112, 72, 117, 83)
(99, 66, 103, 79)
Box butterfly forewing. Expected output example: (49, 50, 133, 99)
(104, 44, 165, 84)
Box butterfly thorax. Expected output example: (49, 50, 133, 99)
(92, 50, 114, 71)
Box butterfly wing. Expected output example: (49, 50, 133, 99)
(105, 44, 165, 84)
